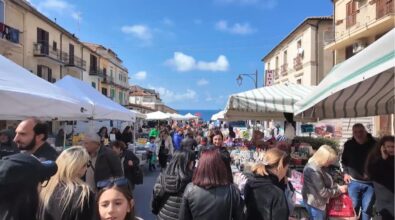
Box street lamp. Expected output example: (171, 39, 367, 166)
(236, 69, 258, 88)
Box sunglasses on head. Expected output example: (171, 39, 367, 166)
(96, 177, 129, 190)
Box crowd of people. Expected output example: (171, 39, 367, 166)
(0, 118, 393, 220)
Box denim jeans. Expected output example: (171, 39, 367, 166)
(348, 179, 375, 220)
(304, 204, 326, 220)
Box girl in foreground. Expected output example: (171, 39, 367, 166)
(96, 177, 143, 220)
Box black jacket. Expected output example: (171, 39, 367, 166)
(179, 183, 244, 220)
(41, 184, 95, 220)
(94, 146, 123, 184)
(121, 132, 133, 144)
(33, 142, 59, 161)
(180, 137, 197, 151)
(341, 134, 376, 180)
(0, 129, 19, 159)
(152, 173, 192, 220)
(244, 174, 289, 220)
(122, 149, 140, 185)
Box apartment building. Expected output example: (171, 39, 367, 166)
(326, 0, 394, 137)
(1, 0, 85, 82)
(263, 17, 334, 86)
(129, 85, 177, 113)
(84, 43, 129, 105)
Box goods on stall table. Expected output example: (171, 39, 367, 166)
(288, 170, 304, 206)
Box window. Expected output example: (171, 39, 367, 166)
(297, 79, 302, 84)
(37, 28, 49, 55)
(119, 92, 123, 104)
(37, 65, 52, 82)
(90, 54, 97, 72)
(283, 50, 288, 64)
(110, 89, 115, 99)
(52, 41, 57, 52)
(101, 88, 107, 96)
(0, 0, 5, 23)
(69, 44, 74, 64)
(346, 1, 357, 28)
(92, 82, 96, 88)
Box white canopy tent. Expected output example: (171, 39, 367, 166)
(145, 111, 170, 120)
(0, 55, 91, 120)
(167, 113, 188, 121)
(211, 110, 226, 121)
(130, 110, 146, 119)
(184, 113, 198, 120)
(295, 29, 395, 119)
(224, 84, 315, 121)
(55, 76, 135, 121)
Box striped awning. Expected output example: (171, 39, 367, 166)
(295, 28, 395, 119)
(224, 84, 315, 121)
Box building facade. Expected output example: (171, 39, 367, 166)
(129, 85, 177, 113)
(327, 0, 394, 137)
(263, 17, 334, 86)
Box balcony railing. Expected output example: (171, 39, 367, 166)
(33, 42, 63, 62)
(102, 75, 114, 84)
(89, 66, 105, 77)
(293, 56, 303, 71)
(0, 22, 20, 44)
(280, 63, 288, 75)
(65, 55, 86, 70)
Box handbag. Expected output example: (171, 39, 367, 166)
(326, 193, 355, 218)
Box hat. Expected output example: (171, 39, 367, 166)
(0, 153, 57, 189)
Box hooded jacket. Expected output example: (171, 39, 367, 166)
(152, 173, 191, 220)
(244, 173, 289, 220)
(0, 129, 19, 159)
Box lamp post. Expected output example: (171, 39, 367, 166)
(236, 69, 258, 88)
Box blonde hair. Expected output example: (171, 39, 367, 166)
(252, 148, 289, 176)
(308, 145, 337, 167)
(39, 146, 91, 217)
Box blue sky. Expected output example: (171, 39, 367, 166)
(28, 0, 332, 110)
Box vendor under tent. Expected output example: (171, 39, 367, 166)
(211, 110, 226, 121)
(145, 111, 170, 120)
(55, 75, 135, 121)
(295, 29, 395, 119)
(224, 84, 315, 121)
(0, 55, 91, 120)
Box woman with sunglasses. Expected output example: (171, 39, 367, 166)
(96, 177, 143, 220)
(179, 150, 244, 220)
(39, 146, 95, 220)
(151, 150, 194, 220)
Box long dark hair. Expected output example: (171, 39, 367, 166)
(164, 150, 194, 191)
(122, 126, 131, 135)
(192, 150, 231, 189)
(366, 135, 394, 177)
(96, 185, 135, 220)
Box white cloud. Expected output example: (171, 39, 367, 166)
(214, 0, 278, 9)
(215, 20, 256, 35)
(133, 71, 147, 80)
(35, 0, 82, 21)
(166, 52, 229, 72)
(121, 25, 153, 42)
(197, 78, 209, 86)
(149, 86, 197, 103)
(162, 18, 174, 26)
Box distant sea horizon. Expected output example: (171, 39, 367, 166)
(176, 109, 221, 122)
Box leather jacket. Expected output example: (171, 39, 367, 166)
(302, 162, 341, 210)
(179, 183, 244, 220)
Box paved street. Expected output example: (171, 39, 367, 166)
(134, 165, 160, 220)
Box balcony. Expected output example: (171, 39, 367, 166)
(293, 56, 303, 71)
(102, 74, 114, 84)
(274, 68, 279, 79)
(33, 42, 66, 65)
(280, 63, 288, 76)
(89, 66, 105, 77)
(65, 55, 86, 70)
(376, 0, 394, 19)
(0, 22, 22, 56)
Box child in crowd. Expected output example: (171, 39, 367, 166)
(145, 136, 157, 171)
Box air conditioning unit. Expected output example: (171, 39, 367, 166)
(352, 40, 367, 54)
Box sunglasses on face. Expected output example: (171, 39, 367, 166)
(96, 177, 129, 190)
